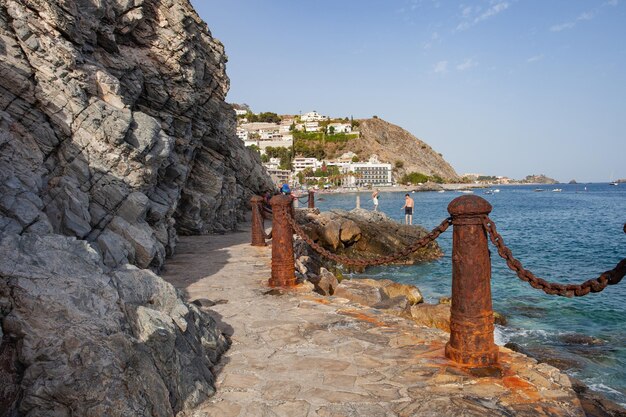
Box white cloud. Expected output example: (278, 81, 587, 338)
(457, 58, 478, 71)
(422, 31, 440, 49)
(433, 61, 448, 73)
(456, 1, 510, 31)
(550, 9, 597, 32)
(527, 54, 544, 63)
(604, 0, 618, 6)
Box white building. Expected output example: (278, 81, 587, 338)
(235, 109, 248, 116)
(300, 111, 328, 122)
(304, 121, 320, 132)
(328, 123, 352, 134)
(266, 169, 291, 187)
(342, 156, 392, 187)
(293, 157, 321, 173)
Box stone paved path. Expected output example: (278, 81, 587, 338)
(162, 224, 586, 417)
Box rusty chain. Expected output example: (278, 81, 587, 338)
(483, 216, 626, 297)
(279, 205, 451, 267)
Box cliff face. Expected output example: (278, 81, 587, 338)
(349, 118, 459, 181)
(0, 0, 272, 414)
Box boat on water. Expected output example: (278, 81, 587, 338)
(437, 190, 445, 193)
(533, 188, 546, 192)
(552, 188, 562, 192)
(458, 190, 474, 194)
(610, 181, 619, 186)
(484, 190, 494, 195)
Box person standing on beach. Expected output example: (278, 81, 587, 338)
(401, 193, 414, 225)
(371, 189, 380, 211)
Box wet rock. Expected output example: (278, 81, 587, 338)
(493, 311, 508, 326)
(558, 333, 605, 346)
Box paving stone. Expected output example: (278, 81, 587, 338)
(161, 229, 589, 417)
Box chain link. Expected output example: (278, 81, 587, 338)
(482, 216, 626, 297)
(279, 206, 451, 267)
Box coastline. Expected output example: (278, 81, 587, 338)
(311, 185, 626, 408)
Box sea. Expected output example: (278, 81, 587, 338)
(313, 183, 626, 406)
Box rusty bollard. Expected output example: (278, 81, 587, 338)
(308, 190, 315, 208)
(250, 195, 266, 247)
(269, 194, 296, 287)
(445, 195, 499, 367)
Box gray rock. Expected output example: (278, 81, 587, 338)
(0, 233, 228, 416)
(0, 0, 274, 415)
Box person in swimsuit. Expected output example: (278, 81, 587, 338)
(401, 193, 414, 225)
(371, 189, 380, 211)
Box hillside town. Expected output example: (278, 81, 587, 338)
(235, 107, 551, 189)
(235, 108, 394, 189)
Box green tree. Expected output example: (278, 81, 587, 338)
(351, 155, 360, 162)
(400, 172, 429, 185)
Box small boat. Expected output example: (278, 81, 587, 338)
(493, 189, 500, 193)
(610, 181, 618, 186)
(437, 190, 445, 193)
(484, 190, 494, 195)
(458, 190, 474, 194)
(552, 188, 562, 192)
(534, 188, 546, 192)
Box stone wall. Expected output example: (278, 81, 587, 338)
(0, 0, 273, 414)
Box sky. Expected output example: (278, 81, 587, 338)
(191, 0, 626, 182)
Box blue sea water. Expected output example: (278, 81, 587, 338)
(313, 183, 626, 405)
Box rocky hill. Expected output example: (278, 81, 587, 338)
(0, 0, 273, 415)
(521, 174, 559, 184)
(346, 118, 459, 181)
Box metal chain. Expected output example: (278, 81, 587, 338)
(280, 206, 451, 267)
(482, 216, 626, 297)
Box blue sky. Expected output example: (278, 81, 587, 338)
(191, 0, 626, 182)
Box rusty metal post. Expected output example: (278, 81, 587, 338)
(250, 195, 266, 247)
(308, 190, 315, 208)
(445, 195, 499, 367)
(269, 194, 296, 287)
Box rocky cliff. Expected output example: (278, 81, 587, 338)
(0, 0, 273, 415)
(348, 118, 459, 181)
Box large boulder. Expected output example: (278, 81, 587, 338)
(0, 233, 229, 416)
(295, 208, 443, 267)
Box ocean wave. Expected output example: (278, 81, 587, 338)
(495, 326, 552, 344)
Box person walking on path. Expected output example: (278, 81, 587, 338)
(372, 189, 380, 211)
(401, 193, 414, 225)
